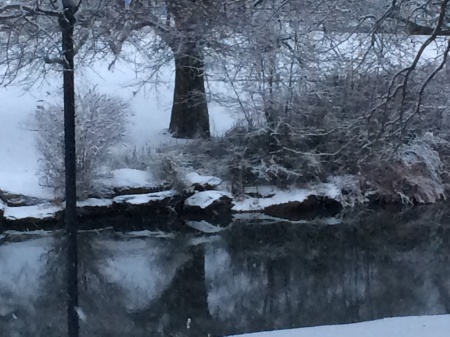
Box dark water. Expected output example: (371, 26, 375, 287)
(1, 207, 450, 337)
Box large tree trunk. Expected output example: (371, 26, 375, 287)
(169, 43, 210, 138)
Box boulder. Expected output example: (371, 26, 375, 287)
(112, 190, 183, 217)
(263, 195, 342, 220)
(76, 198, 114, 219)
(112, 183, 172, 197)
(3, 203, 63, 231)
(184, 191, 233, 225)
(0, 189, 49, 207)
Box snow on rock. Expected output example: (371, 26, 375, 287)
(233, 190, 310, 212)
(226, 314, 450, 337)
(185, 172, 222, 188)
(186, 220, 226, 234)
(113, 190, 176, 205)
(233, 184, 341, 212)
(185, 191, 232, 209)
(3, 204, 63, 220)
(77, 198, 113, 208)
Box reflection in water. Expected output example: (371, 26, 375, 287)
(1, 208, 450, 336)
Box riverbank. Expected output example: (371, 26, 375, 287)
(0, 172, 343, 231)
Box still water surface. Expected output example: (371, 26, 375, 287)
(1, 207, 449, 336)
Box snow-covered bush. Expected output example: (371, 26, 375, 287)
(363, 134, 446, 204)
(34, 89, 130, 199)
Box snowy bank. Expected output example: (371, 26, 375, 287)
(227, 315, 450, 337)
(0, 169, 346, 230)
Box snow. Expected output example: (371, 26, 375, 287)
(232, 189, 310, 212)
(314, 183, 341, 200)
(233, 185, 341, 212)
(76, 198, 113, 208)
(103, 168, 157, 189)
(0, 87, 55, 200)
(113, 190, 175, 205)
(185, 172, 222, 187)
(185, 220, 226, 233)
(3, 204, 62, 220)
(185, 190, 231, 209)
(0, 57, 235, 201)
(227, 315, 450, 337)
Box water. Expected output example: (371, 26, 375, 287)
(1, 207, 449, 336)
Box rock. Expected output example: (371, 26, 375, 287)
(3, 205, 63, 231)
(112, 183, 172, 197)
(0, 189, 50, 207)
(76, 198, 114, 219)
(263, 195, 342, 220)
(112, 190, 184, 217)
(184, 191, 233, 225)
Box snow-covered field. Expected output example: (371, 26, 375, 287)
(227, 315, 450, 337)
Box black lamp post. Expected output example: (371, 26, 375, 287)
(59, 1, 80, 336)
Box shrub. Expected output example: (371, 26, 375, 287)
(362, 134, 446, 204)
(34, 89, 130, 199)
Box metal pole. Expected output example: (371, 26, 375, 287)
(59, 2, 79, 336)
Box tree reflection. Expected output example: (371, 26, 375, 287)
(1, 211, 450, 337)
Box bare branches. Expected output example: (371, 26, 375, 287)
(0, 2, 59, 20)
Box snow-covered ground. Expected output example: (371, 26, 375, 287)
(0, 59, 235, 200)
(227, 315, 450, 337)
